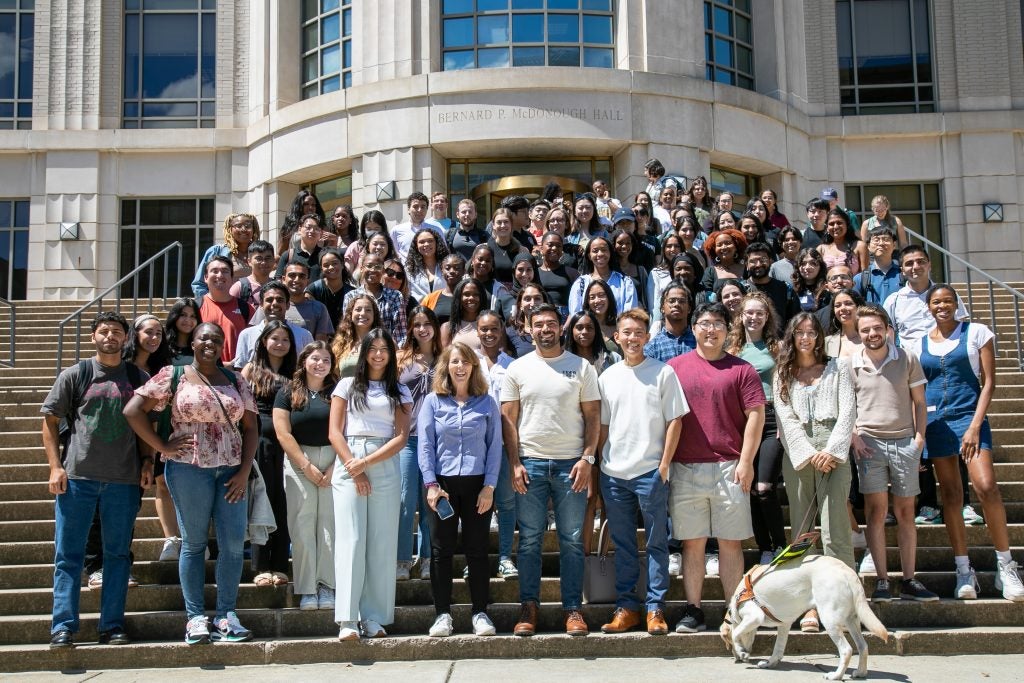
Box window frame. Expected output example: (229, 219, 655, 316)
(0, 0, 34, 130)
(119, 197, 215, 297)
(704, 0, 754, 91)
(0, 198, 30, 300)
(300, 0, 354, 100)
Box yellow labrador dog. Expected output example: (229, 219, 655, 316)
(719, 555, 888, 681)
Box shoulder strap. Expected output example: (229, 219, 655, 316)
(445, 225, 458, 247)
(239, 277, 252, 304)
(237, 297, 251, 324)
(218, 366, 242, 391)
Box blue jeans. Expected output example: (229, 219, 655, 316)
(164, 460, 247, 619)
(52, 479, 141, 634)
(601, 468, 670, 611)
(516, 458, 586, 609)
(495, 451, 516, 560)
(397, 435, 430, 562)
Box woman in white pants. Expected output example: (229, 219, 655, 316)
(274, 341, 339, 612)
(329, 328, 412, 640)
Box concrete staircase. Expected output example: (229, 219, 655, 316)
(1, 292, 1023, 673)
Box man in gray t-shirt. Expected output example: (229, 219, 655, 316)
(41, 312, 152, 649)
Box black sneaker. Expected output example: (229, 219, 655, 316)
(900, 577, 939, 602)
(98, 628, 130, 645)
(673, 604, 706, 633)
(871, 579, 893, 603)
(49, 629, 74, 649)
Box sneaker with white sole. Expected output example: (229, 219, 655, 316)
(159, 537, 182, 562)
(668, 553, 682, 576)
(963, 505, 985, 526)
(472, 612, 496, 636)
(851, 530, 867, 549)
(338, 621, 359, 641)
(317, 585, 335, 610)
(428, 613, 454, 637)
(759, 550, 774, 566)
(996, 560, 1024, 602)
(859, 552, 877, 575)
(955, 567, 979, 600)
(185, 615, 210, 645)
(395, 561, 412, 582)
(915, 506, 942, 525)
(88, 569, 103, 589)
(420, 562, 431, 581)
(871, 579, 893, 603)
(497, 558, 519, 579)
(704, 553, 719, 577)
(299, 594, 318, 611)
(674, 604, 706, 633)
(127, 574, 139, 588)
(360, 619, 386, 638)
(211, 611, 252, 642)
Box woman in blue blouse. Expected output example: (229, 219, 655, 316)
(418, 342, 503, 638)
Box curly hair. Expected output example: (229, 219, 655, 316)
(725, 292, 781, 356)
(775, 312, 827, 406)
(703, 228, 748, 263)
(331, 294, 381, 361)
(223, 213, 261, 256)
(405, 227, 449, 279)
(791, 247, 827, 300)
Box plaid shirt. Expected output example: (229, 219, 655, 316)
(643, 327, 696, 363)
(343, 286, 408, 346)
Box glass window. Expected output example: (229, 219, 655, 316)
(704, 0, 754, 91)
(0, 1, 33, 130)
(301, 0, 353, 99)
(0, 199, 29, 299)
(836, 0, 934, 115)
(120, 198, 214, 298)
(312, 173, 353, 213)
(710, 166, 757, 206)
(846, 183, 945, 278)
(442, 2, 614, 70)
(123, 1, 215, 128)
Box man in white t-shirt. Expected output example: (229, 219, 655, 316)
(884, 245, 969, 349)
(597, 309, 687, 637)
(501, 304, 601, 638)
(391, 192, 444, 260)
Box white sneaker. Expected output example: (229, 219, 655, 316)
(955, 567, 979, 600)
(490, 515, 499, 532)
(87, 569, 103, 589)
(704, 553, 719, 577)
(852, 530, 867, 549)
(759, 550, 774, 566)
(472, 612, 496, 636)
(159, 537, 182, 562)
(428, 612, 454, 637)
(668, 553, 682, 576)
(338, 621, 359, 641)
(299, 594, 318, 611)
(360, 619, 387, 638)
(317, 585, 335, 610)
(963, 505, 985, 526)
(396, 561, 412, 582)
(996, 560, 1024, 602)
(497, 558, 519, 579)
(859, 552, 877, 575)
(547, 510, 557, 530)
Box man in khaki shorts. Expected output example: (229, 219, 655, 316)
(850, 305, 938, 603)
(666, 302, 765, 633)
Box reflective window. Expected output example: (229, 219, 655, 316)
(710, 166, 757, 207)
(846, 183, 945, 278)
(442, 1, 614, 70)
(123, 0, 216, 129)
(311, 173, 353, 214)
(704, 0, 754, 90)
(0, 0, 34, 130)
(837, 0, 934, 115)
(120, 198, 214, 298)
(301, 0, 354, 99)
(0, 199, 29, 299)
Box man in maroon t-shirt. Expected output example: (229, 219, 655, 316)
(198, 256, 251, 363)
(666, 301, 765, 634)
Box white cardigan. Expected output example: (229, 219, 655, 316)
(773, 357, 857, 471)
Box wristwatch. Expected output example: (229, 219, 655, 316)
(580, 454, 596, 465)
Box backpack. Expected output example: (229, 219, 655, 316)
(155, 364, 244, 441)
(857, 266, 906, 305)
(58, 360, 145, 462)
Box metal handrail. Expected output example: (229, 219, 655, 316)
(56, 242, 184, 376)
(0, 297, 15, 367)
(903, 225, 1024, 371)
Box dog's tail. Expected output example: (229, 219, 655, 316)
(855, 593, 889, 643)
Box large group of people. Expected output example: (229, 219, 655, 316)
(43, 166, 1023, 649)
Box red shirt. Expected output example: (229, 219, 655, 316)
(199, 295, 250, 363)
(667, 350, 765, 464)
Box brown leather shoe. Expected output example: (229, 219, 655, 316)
(646, 608, 669, 635)
(514, 601, 538, 637)
(601, 607, 641, 633)
(565, 609, 589, 636)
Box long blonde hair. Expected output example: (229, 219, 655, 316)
(725, 292, 781, 356)
(432, 342, 489, 397)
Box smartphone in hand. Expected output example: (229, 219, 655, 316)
(436, 496, 455, 520)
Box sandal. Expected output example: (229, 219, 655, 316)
(253, 572, 274, 587)
(271, 571, 290, 586)
(800, 608, 820, 633)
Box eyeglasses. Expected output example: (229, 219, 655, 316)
(363, 263, 383, 271)
(384, 268, 405, 279)
(695, 320, 728, 331)
(794, 330, 818, 339)
(827, 274, 853, 283)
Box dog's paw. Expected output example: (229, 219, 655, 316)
(851, 670, 868, 680)
(735, 651, 750, 663)
(824, 673, 845, 681)
(757, 659, 778, 669)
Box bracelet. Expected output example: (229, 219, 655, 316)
(425, 482, 439, 489)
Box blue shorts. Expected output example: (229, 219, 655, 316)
(924, 415, 992, 459)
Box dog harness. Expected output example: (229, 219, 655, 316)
(734, 565, 783, 624)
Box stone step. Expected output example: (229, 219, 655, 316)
(1, 600, 1022, 649)
(0, 498, 157, 522)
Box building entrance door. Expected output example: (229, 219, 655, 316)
(469, 175, 590, 221)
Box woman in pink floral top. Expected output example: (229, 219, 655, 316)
(125, 322, 259, 646)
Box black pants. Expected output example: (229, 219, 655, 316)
(750, 404, 787, 552)
(428, 474, 491, 615)
(918, 457, 971, 509)
(250, 429, 291, 574)
(84, 500, 136, 574)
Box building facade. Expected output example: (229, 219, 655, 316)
(1, 0, 1023, 300)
